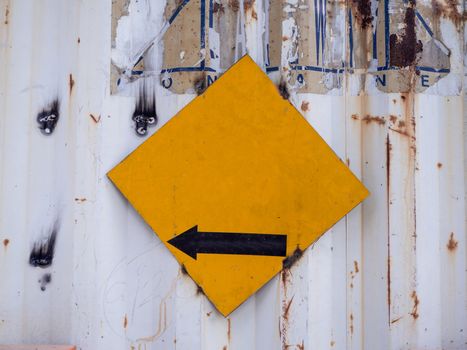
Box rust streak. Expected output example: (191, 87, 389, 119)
(227, 318, 231, 342)
(69, 74, 75, 94)
(123, 314, 128, 329)
(4, 5, 9, 25)
(354, 260, 359, 273)
(350, 313, 354, 335)
(386, 133, 392, 325)
(3, 239, 9, 248)
(283, 296, 294, 320)
(391, 316, 403, 324)
(447, 232, 458, 251)
(297, 340, 305, 350)
(409, 291, 419, 319)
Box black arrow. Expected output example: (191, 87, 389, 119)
(167, 226, 287, 260)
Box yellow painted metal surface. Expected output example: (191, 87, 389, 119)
(108, 55, 369, 315)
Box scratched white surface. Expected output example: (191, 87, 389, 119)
(0, 0, 465, 349)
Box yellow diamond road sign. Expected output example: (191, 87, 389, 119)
(108, 55, 369, 316)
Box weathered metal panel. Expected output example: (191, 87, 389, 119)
(0, 0, 465, 349)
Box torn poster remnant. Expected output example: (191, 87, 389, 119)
(111, 0, 458, 95)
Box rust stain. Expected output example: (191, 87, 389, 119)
(353, 260, 359, 273)
(447, 232, 458, 251)
(330, 340, 335, 347)
(409, 291, 419, 319)
(389, 115, 398, 124)
(69, 74, 75, 94)
(206, 311, 212, 317)
(213, 2, 224, 13)
(351, 114, 359, 120)
(350, 0, 373, 29)
(282, 247, 304, 269)
(77, 37, 81, 44)
(3, 239, 9, 248)
(432, 0, 466, 29)
(300, 101, 310, 112)
(349, 313, 354, 335)
(227, 318, 231, 342)
(250, 9, 258, 19)
(228, 0, 240, 12)
(243, 0, 254, 10)
(346, 158, 350, 166)
(74, 198, 87, 202)
(297, 340, 305, 350)
(222, 346, 227, 350)
(386, 133, 392, 328)
(391, 316, 403, 324)
(89, 113, 101, 123)
(389, 2, 423, 67)
(4, 5, 9, 25)
(362, 115, 385, 125)
(123, 314, 128, 329)
(283, 296, 294, 321)
(437, 162, 443, 168)
(180, 263, 188, 275)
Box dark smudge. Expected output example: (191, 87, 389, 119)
(37, 99, 60, 135)
(38, 273, 52, 291)
(29, 225, 58, 268)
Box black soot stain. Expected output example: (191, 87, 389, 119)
(133, 84, 157, 136)
(38, 273, 52, 291)
(37, 99, 60, 135)
(29, 226, 58, 268)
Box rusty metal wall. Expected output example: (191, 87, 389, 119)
(0, 0, 465, 349)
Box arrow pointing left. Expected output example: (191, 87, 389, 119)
(167, 226, 287, 260)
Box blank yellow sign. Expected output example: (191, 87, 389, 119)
(108, 55, 368, 316)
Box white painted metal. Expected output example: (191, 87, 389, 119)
(0, 0, 465, 349)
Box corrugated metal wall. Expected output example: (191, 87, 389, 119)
(0, 0, 465, 349)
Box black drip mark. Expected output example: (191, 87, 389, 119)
(37, 99, 60, 135)
(133, 85, 157, 136)
(38, 273, 52, 291)
(29, 227, 57, 268)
